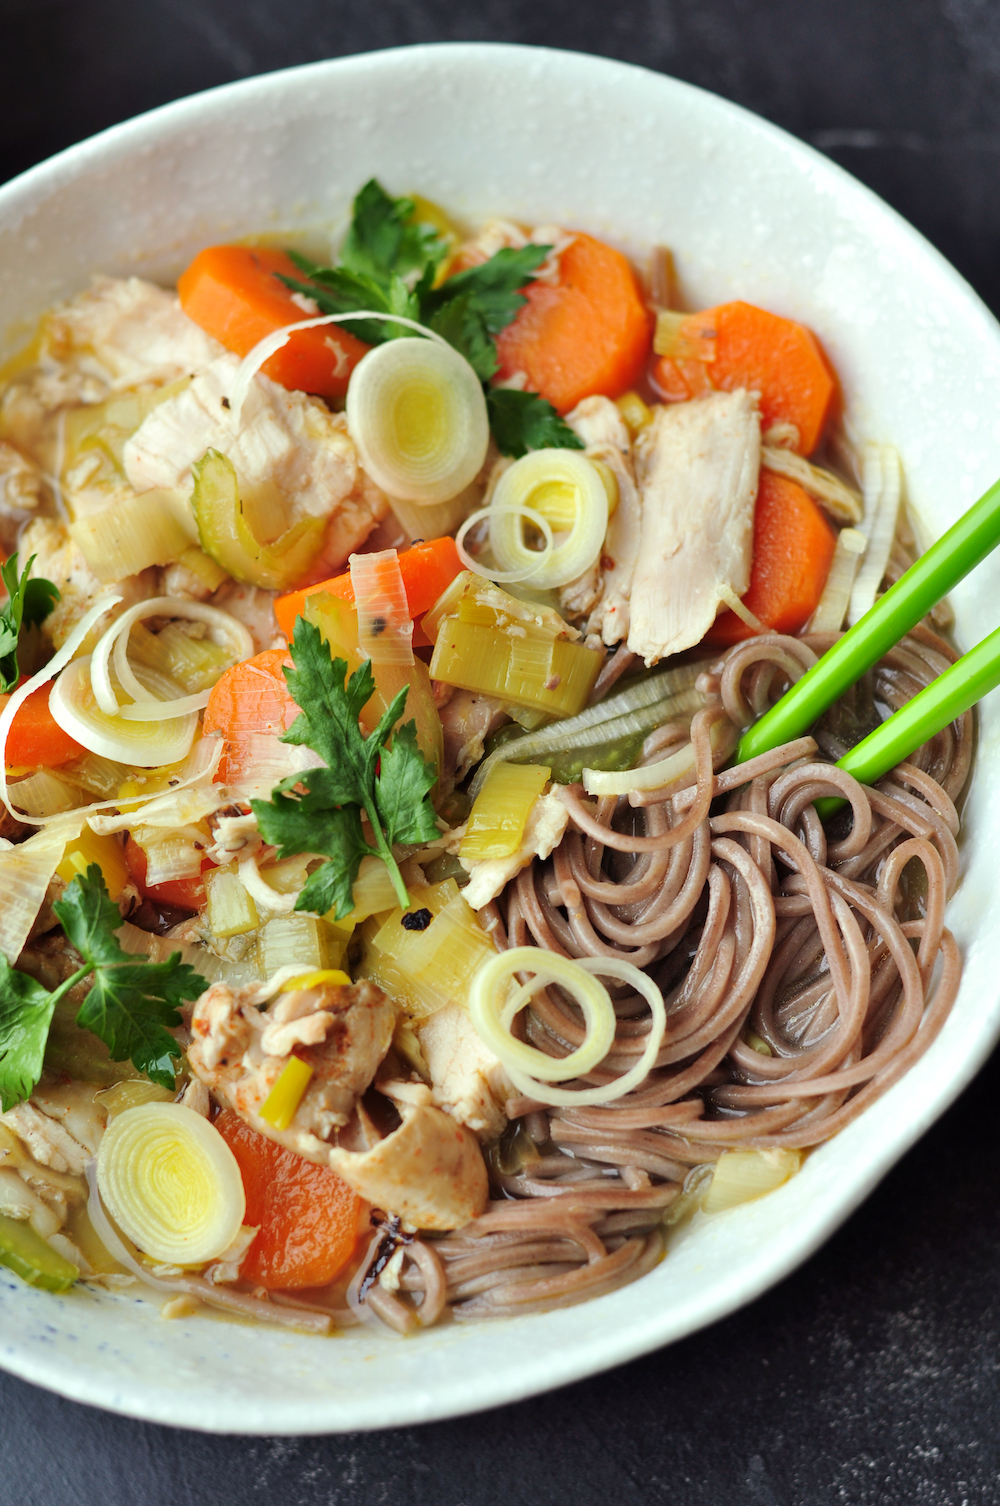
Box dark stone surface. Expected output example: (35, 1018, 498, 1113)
(1, 2, 999, 1501)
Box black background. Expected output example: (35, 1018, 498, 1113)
(1, 3, 1000, 1503)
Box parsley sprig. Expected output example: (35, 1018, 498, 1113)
(0, 866, 207, 1110)
(0, 553, 59, 693)
(251, 619, 438, 921)
(278, 178, 582, 458)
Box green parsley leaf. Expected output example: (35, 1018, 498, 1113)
(250, 620, 439, 921)
(0, 958, 61, 1112)
(54, 867, 206, 1089)
(426, 293, 499, 382)
(280, 256, 420, 346)
(0, 553, 59, 693)
(340, 179, 448, 287)
(422, 244, 551, 334)
(486, 388, 586, 458)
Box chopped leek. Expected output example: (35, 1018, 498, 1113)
(279, 969, 351, 992)
(422, 570, 574, 645)
(0, 1209, 78, 1291)
(191, 449, 326, 591)
(94, 1079, 175, 1119)
(615, 391, 653, 438)
(701, 1149, 802, 1214)
(487, 449, 609, 588)
(96, 1102, 246, 1265)
(259, 1056, 314, 1131)
(806, 526, 867, 633)
(49, 657, 199, 767)
(847, 444, 902, 626)
(343, 855, 403, 923)
(350, 550, 414, 667)
(204, 865, 260, 938)
(761, 445, 863, 525)
(129, 622, 237, 695)
(68, 488, 197, 584)
(356, 880, 495, 1018)
(257, 914, 339, 976)
(430, 614, 601, 718)
(460, 763, 550, 863)
(345, 337, 490, 505)
(57, 829, 130, 901)
(8, 769, 82, 817)
(130, 825, 204, 887)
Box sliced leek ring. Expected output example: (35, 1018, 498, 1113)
(455, 504, 555, 585)
(91, 596, 254, 721)
(49, 656, 199, 767)
(489, 449, 609, 588)
(97, 1103, 246, 1266)
(346, 338, 490, 506)
(468, 948, 666, 1107)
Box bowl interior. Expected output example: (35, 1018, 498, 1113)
(2, 43, 1000, 1434)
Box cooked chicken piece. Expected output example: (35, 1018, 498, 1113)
(560, 396, 641, 631)
(209, 580, 284, 652)
(0, 440, 42, 513)
(439, 690, 509, 787)
(177, 1078, 210, 1117)
(416, 1004, 509, 1140)
(1, 1081, 106, 1177)
(459, 791, 569, 910)
(188, 979, 397, 1157)
(326, 1083, 488, 1231)
(626, 391, 760, 664)
(122, 353, 388, 581)
(47, 275, 223, 389)
(19, 516, 159, 648)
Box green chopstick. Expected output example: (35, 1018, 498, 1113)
(812, 622, 1000, 819)
(735, 473, 1000, 766)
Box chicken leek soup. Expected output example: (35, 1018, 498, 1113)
(0, 182, 963, 1333)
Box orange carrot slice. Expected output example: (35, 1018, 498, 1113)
(177, 245, 370, 401)
(706, 472, 837, 646)
(216, 1110, 363, 1290)
(1, 684, 84, 769)
(201, 649, 296, 785)
(494, 232, 652, 414)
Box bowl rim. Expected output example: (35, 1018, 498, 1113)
(1, 41, 999, 1434)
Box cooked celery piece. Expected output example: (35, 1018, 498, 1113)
(0, 1210, 78, 1292)
(431, 615, 601, 717)
(356, 880, 495, 1018)
(192, 449, 326, 591)
(701, 1149, 802, 1214)
(460, 763, 550, 863)
(204, 864, 260, 938)
(259, 1057, 314, 1132)
(129, 621, 236, 695)
(257, 913, 338, 975)
(57, 829, 130, 901)
(305, 592, 443, 775)
(69, 488, 198, 585)
(175, 545, 229, 593)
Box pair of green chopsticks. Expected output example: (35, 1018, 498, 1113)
(733, 473, 1000, 808)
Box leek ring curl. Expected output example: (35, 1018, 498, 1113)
(50, 657, 201, 768)
(468, 948, 666, 1107)
(96, 1102, 246, 1266)
(487, 449, 610, 589)
(91, 597, 254, 721)
(456, 505, 556, 585)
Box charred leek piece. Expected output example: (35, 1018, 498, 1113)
(191, 449, 325, 591)
(96, 1102, 245, 1266)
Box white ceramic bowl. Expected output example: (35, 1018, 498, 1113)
(2, 43, 999, 1435)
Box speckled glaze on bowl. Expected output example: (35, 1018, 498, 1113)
(1, 43, 999, 1435)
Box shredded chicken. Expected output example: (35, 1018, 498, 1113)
(561, 396, 640, 628)
(187, 978, 397, 1155)
(326, 1082, 488, 1230)
(123, 352, 388, 581)
(47, 275, 223, 390)
(438, 690, 509, 787)
(416, 1004, 509, 1140)
(459, 791, 569, 909)
(0, 1081, 106, 1176)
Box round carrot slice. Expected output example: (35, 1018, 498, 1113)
(202, 649, 296, 785)
(216, 1110, 364, 1290)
